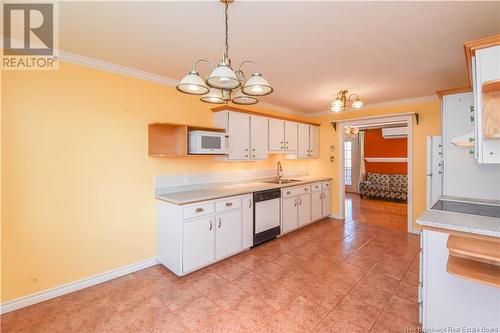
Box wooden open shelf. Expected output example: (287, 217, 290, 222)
(447, 255, 500, 288)
(446, 234, 500, 288)
(148, 123, 225, 157)
(448, 235, 500, 263)
(482, 79, 500, 139)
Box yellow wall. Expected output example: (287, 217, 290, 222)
(308, 102, 441, 230)
(1, 62, 311, 302)
(1, 60, 441, 303)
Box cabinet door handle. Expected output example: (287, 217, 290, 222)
(225, 202, 233, 207)
(195, 208, 204, 213)
(218, 218, 222, 228)
(298, 198, 302, 205)
(286, 191, 291, 195)
(248, 199, 252, 208)
(294, 198, 297, 207)
(209, 220, 212, 230)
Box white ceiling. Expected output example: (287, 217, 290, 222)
(54, 2, 500, 112)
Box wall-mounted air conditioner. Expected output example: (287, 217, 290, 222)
(382, 127, 408, 139)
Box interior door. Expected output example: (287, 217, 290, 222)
(282, 196, 298, 234)
(228, 112, 250, 160)
(297, 193, 311, 226)
(268, 118, 285, 152)
(250, 115, 268, 160)
(182, 216, 214, 273)
(309, 126, 320, 158)
(284, 121, 298, 153)
(311, 191, 323, 221)
(297, 123, 310, 158)
(215, 210, 242, 260)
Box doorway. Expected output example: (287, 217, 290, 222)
(337, 114, 414, 234)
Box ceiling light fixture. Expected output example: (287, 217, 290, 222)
(344, 126, 360, 138)
(176, 0, 273, 105)
(331, 90, 364, 112)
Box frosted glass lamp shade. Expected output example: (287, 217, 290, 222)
(232, 90, 258, 105)
(351, 99, 364, 109)
(242, 73, 273, 96)
(331, 105, 342, 112)
(176, 71, 209, 95)
(200, 88, 225, 104)
(331, 98, 343, 108)
(206, 64, 241, 89)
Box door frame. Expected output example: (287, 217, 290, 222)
(336, 114, 415, 234)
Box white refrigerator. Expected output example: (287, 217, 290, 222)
(426, 136, 443, 208)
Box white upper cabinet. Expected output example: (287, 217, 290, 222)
(284, 121, 298, 153)
(474, 45, 500, 164)
(297, 123, 310, 159)
(250, 115, 269, 160)
(214, 109, 319, 161)
(310, 126, 320, 159)
(269, 118, 285, 152)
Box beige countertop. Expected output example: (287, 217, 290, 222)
(417, 198, 500, 238)
(156, 176, 332, 205)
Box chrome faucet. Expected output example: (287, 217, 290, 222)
(276, 161, 284, 181)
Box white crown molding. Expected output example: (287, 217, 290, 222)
(0, 258, 157, 314)
(308, 95, 439, 118)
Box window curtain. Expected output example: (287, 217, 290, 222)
(358, 131, 366, 191)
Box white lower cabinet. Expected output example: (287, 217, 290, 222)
(182, 216, 215, 273)
(297, 193, 311, 227)
(282, 196, 299, 234)
(215, 210, 242, 260)
(322, 183, 331, 217)
(421, 229, 500, 329)
(241, 195, 253, 249)
(311, 190, 323, 221)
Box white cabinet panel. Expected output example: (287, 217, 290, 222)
(322, 190, 331, 217)
(422, 230, 500, 329)
(215, 210, 242, 260)
(475, 46, 500, 164)
(182, 217, 214, 273)
(282, 196, 298, 234)
(269, 118, 285, 152)
(310, 126, 320, 159)
(284, 121, 298, 153)
(311, 191, 323, 222)
(241, 195, 253, 249)
(297, 123, 310, 159)
(298, 193, 311, 227)
(250, 115, 268, 160)
(227, 112, 250, 160)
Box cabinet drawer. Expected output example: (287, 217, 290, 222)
(216, 197, 241, 212)
(282, 185, 310, 198)
(311, 182, 322, 192)
(183, 203, 214, 220)
(322, 181, 331, 190)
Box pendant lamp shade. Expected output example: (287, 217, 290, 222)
(242, 73, 273, 96)
(176, 71, 209, 95)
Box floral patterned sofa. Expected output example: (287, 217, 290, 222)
(359, 172, 407, 201)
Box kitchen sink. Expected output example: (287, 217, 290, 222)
(263, 179, 301, 184)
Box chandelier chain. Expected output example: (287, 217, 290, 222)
(224, 1, 229, 59)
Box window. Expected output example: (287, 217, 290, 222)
(345, 141, 352, 186)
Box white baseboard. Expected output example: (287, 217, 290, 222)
(329, 212, 343, 219)
(0, 257, 158, 314)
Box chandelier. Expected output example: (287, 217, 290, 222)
(331, 90, 364, 112)
(345, 126, 360, 138)
(176, 0, 273, 105)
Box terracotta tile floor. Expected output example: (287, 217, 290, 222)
(1, 218, 421, 332)
(346, 192, 408, 231)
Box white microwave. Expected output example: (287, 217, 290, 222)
(188, 130, 229, 155)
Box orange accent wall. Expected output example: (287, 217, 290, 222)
(364, 128, 407, 174)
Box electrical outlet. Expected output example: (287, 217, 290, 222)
(330, 156, 334, 162)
